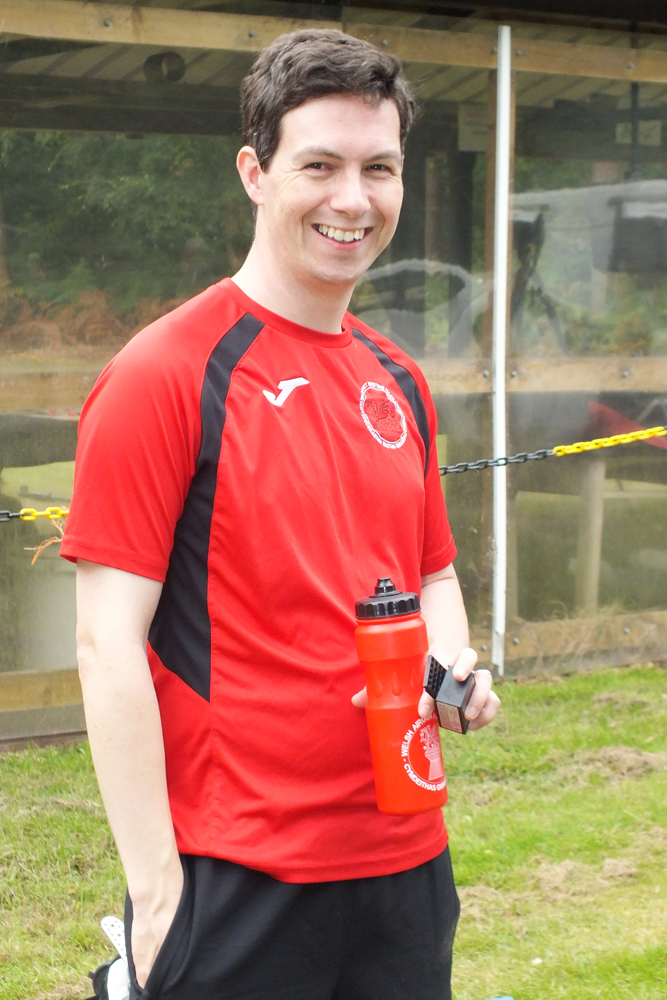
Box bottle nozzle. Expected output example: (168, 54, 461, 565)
(356, 578, 420, 619)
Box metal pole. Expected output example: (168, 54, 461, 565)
(491, 25, 512, 676)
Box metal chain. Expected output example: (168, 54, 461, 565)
(0, 506, 69, 522)
(440, 448, 553, 475)
(440, 424, 666, 476)
(552, 425, 666, 455)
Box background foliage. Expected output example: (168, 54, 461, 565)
(0, 131, 254, 317)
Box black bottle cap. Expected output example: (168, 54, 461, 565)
(355, 578, 421, 619)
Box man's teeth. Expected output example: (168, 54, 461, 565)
(316, 225, 365, 243)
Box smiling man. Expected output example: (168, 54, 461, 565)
(62, 29, 498, 1000)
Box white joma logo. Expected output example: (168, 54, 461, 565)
(263, 378, 310, 407)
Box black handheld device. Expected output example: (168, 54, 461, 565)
(424, 654, 476, 734)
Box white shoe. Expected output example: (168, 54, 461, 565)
(101, 917, 130, 1000)
(87, 916, 130, 1000)
(105, 956, 130, 1000)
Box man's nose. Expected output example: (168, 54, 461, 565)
(328, 168, 371, 218)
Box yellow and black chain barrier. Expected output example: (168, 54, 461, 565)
(0, 505, 69, 523)
(0, 427, 664, 522)
(439, 424, 667, 475)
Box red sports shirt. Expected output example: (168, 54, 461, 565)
(62, 279, 457, 882)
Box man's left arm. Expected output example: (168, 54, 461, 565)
(417, 563, 500, 730)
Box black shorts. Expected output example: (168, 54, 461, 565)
(125, 847, 459, 1000)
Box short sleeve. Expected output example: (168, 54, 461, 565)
(60, 329, 201, 581)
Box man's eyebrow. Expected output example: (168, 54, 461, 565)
(296, 146, 402, 164)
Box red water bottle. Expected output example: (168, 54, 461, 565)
(355, 578, 447, 815)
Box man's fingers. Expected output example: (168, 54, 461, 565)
(464, 667, 492, 720)
(351, 686, 368, 708)
(355, 687, 436, 721)
(467, 689, 501, 730)
(418, 690, 435, 719)
(451, 646, 478, 681)
(466, 691, 500, 729)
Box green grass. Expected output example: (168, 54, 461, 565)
(0, 665, 666, 1000)
(445, 664, 667, 1000)
(0, 743, 124, 1000)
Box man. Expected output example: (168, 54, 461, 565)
(62, 28, 499, 1000)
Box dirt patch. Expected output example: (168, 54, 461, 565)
(458, 885, 506, 926)
(555, 745, 667, 785)
(591, 692, 652, 710)
(535, 855, 640, 899)
(47, 796, 105, 817)
(456, 783, 505, 808)
(34, 983, 91, 1000)
(535, 859, 601, 898)
(602, 858, 639, 879)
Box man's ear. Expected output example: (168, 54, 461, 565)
(236, 146, 264, 207)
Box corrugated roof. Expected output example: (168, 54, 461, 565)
(2, 4, 667, 133)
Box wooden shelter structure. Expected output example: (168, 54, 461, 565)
(1, 0, 667, 743)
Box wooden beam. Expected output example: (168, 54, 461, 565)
(504, 356, 667, 394)
(421, 356, 667, 396)
(417, 358, 492, 395)
(472, 607, 667, 666)
(348, 22, 498, 71)
(0, 368, 102, 410)
(0, 0, 338, 52)
(0, 101, 240, 135)
(1, 355, 666, 411)
(0, 73, 240, 111)
(3, 1, 667, 84)
(0, 668, 81, 712)
(511, 36, 667, 85)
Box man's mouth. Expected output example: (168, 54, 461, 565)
(314, 224, 368, 244)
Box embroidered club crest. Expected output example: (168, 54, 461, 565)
(359, 381, 408, 449)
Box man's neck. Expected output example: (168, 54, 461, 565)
(232, 242, 353, 335)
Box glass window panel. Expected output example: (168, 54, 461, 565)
(0, 5, 502, 738)
(510, 67, 667, 660)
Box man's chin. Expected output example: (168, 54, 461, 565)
(305, 257, 375, 291)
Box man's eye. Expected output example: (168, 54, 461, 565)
(368, 163, 391, 172)
(306, 162, 327, 170)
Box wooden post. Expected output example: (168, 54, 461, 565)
(447, 148, 476, 357)
(425, 154, 440, 263)
(575, 456, 606, 613)
(391, 126, 428, 356)
(0, 188, 11, 288)
(506, 487, 519, 621)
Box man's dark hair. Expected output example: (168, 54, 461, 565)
(241, 29, 416, 169)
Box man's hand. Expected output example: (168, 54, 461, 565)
(131, 866, 184, 989)
(420, 645, 499, 731)
(352, 646, 499, 732)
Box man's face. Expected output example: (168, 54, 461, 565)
(253, 94, 404, 293)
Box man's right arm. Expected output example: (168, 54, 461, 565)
(76, 559, 183, 989)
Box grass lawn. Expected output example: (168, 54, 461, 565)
(1, 664, 666, 1000)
